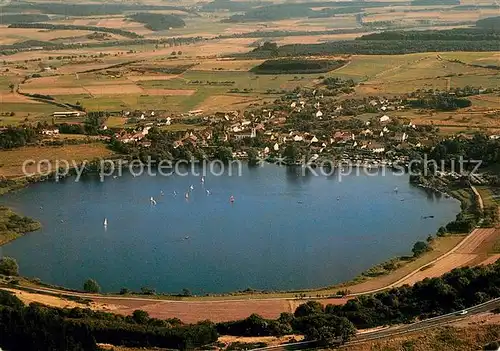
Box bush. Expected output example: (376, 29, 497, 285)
(412, 241, 430, 257)
(0, 257, 19, 276)
(484, 341, 500, 350)
(83, 279, 100, 293)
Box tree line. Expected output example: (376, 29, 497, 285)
(358, 28, 500, 41)
(8, 23, 142, 39)
(0, 36, 203, 56)
(0, 290, 217, 350)
(127, 13, 186, 32)
(218, 260, 500, 337)
(406, 94, 472, 111)
(1, 2, 194, 16)
(0, 14, 50, 24)
(0, 126, 39, 149)
(240, 39, 500, 58)
(250, 58, 347, 74)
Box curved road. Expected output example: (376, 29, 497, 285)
(253, 297, 500, 350)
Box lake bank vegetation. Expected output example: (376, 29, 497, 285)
(0, 206, 41, 246)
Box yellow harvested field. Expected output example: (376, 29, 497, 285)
(364, 9, 500, 23)
(126, 75, 180, 82)
(2, 288, 88, 309)
(478, 254, 500, 266)
(2, 288, 119, 312)
(0, 26, 96, 43)
(394, 228, 498, 286)
(218, 335, 303, 346)
(52, 17, 150, 35)
(0, 144, 113, 178)
(20, 87, 89, 95)
(195, 59, 263, 71)
(83, 84, 144, 95)
(277, 33, 370, 45)
(144, 89, 196, 96)
(396, 254, 478, 286)
(0, 93, 42, 104)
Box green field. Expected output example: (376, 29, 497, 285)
(139, 70, 320, 92)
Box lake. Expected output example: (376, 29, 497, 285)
(0, 164, 460, 294)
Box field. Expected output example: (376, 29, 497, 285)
(0, 144, 113, 178)
(1, 50, 498, 130)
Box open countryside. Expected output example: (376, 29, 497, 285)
(1, 0, 500, 350)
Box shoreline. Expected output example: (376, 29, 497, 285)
(0, 165, 479, 299)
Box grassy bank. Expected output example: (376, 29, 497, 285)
(0, 206, 41, 246)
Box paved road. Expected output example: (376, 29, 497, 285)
(252, 298, 500, 350)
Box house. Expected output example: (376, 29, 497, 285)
(188, 109, 204, 116)
(52, 111, 81, 118)
(273, 143, 279, 151)
(393, 132, 408, 142)
(306, 135, 319, 144)
(293, 135, 304, 142)
(360, 129, 373, 137)
(41, 128, 59, 136)
(333, 131, 352, 143)
(379, 115, 390, 123)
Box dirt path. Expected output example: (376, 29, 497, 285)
(471, 186, 484, 211)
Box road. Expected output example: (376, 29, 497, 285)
(252, 298, 500, 350)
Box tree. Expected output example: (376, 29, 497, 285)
(412, 241, 430, 257)
(283, 144, 299, 164)
(132, 309, 149, 324)
(247, 148, 259, 166)
(294, 301, 324, 317)
(484, 341, 500, 350)
(214, 146, 233, 163)
(0, 257, 19, 276)
(182, 288, 192, 297)
(83, 279, 100, 293)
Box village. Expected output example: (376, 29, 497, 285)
(37, 88, 471, 171)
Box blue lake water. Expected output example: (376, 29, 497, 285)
(0, 164, 460, 294)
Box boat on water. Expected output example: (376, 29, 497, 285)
(104, 218, 108, 227)
(185, 192, 189, 199)
(229, 195, 235, 203)
(150, 197, 157, 205)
